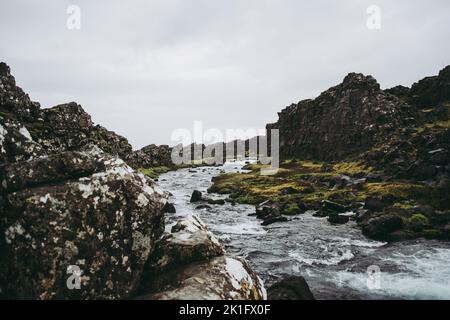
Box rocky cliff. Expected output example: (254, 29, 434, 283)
(267, 72, 417, 161)
(0, 62, 265, 300)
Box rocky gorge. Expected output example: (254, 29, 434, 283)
(0, 62, 265, 300)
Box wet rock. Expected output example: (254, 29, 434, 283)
(321, 200, 349, 213)
(190, 190, 202, 203)
(196, 204, 212, 210)
(362, 215, 403, 240)
(162, 202, 176, 214)
(267, 276, 315, 300)
(138, 216, 266, 300)
(138, 255, 266, 300)
(328, 213, 350, 225)
(255, 201, 288, 225)
(261, 216, 288, 226)
(206, 198, 226, 205)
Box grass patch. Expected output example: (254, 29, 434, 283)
(139, 166, 171, 179)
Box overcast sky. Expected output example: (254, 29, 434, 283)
(1, 0, 449, 148)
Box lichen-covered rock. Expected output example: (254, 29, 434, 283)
(138, 215, 266, 300)
(147, 215, 225, 272)
(0, 117, 44, 163)
(0, 62, 40, 122)
(0, 147, 167, 299)
(30, 102, 134, 161)
(127, 144, 173, 169)
(138, 255, 266, 300)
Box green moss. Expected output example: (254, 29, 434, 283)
(333, 161, 373, 175)
(406, 214, 430, 232)
(281, 203, 300, 216)
(139, 166, 171, 179)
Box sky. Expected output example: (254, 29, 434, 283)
(1, 0, 449, 149)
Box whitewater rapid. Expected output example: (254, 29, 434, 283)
(158, 161, 450, 300)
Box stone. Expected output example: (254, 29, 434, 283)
(162, 202, 176, 214)
(362, 215, 403, 240)
(328, 213, 350, 225)
(267, 276, 315, 300)
(321, 200, 349, 213)
(137, 255, 266, 300)
(190, 190, 202, 203)
(364, 196, 388, 212)
(138, 216, 266, 300)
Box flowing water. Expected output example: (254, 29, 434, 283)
(158, 160, 450, 300)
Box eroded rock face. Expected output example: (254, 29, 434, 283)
(267, 72, 417, 161)
(409, 66, 450, 108)
(0, 147, 167, 299)
(138, 215, 266, 300)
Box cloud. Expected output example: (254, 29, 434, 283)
(1, 0, 449, 148)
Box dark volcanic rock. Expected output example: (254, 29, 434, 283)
(255, 201, 289, 226)
(409, 66, 450, 107)
(162, 202, 176, 214)
(328, 213, 350, 225)
(190, 190, 203, 203)
(362, 215, 403, 240)
(321, 200, 350, 213)
(268, 276, 315, 300)
(364, 196, 389, 212)
(267, 72, 417, 161)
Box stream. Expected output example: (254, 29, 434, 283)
(158, 160, 450, 300)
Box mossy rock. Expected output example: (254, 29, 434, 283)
(406, 213, 430, 231)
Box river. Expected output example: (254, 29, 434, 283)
(158, 160, 450, 300)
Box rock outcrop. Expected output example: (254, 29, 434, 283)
(0, 62, 170, 299)
(128, 144, 174, 169)
(267, 72, 417, 161)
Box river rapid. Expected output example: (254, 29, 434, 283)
(158, 160, 450, 300)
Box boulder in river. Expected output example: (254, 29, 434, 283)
(328, 213, 350, 225)
(162, 202, 176, 213)
(255, 201, 288, 226)
(321, 200, 350, 213)
(362, 214, 403, 240)
(190, 190, 203, 203)
(267, 276, 315, 300)
(138, 215, 266, 300)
